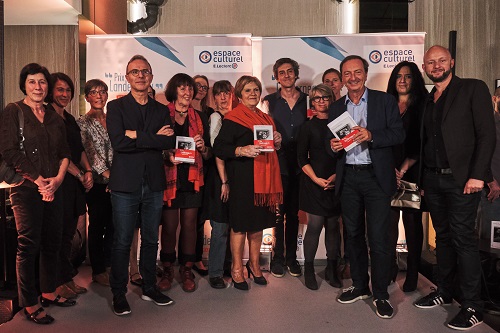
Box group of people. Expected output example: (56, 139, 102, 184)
(0, 44, 496, 331)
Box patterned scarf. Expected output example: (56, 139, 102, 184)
(225, 103, 283, 207)
(163, 102, 204, 206)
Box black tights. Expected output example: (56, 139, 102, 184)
(303, 213, 341, 262)
(160, 207, 198, 264)
(390, 209, 423, 275)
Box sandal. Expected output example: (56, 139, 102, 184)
(40, 295, 76, 307)
(24, 307, 54, 324)
(130, 272, 143, 286)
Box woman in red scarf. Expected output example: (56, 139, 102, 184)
(213, 76, 283, 290)
(158, 74, 211, 293)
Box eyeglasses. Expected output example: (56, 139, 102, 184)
(127, 69, 151, 77)
(215, 91, 230, 97)
(311, 96, 331, 102)
(196, 83, 208, 92)
(88, 90, 108, 97)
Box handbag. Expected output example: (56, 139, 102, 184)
(391, 180, 421, 209)
(0, 103, 25, 188)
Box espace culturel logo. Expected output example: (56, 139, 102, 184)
(199, 50, 212, 64)
(369, 50, 382, 64)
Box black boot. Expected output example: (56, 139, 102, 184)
(304, 262, 318, 290)
(326, 260, 342, 288)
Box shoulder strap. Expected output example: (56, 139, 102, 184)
(13, 103, 25, 153)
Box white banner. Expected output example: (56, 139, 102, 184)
(86, 34, 253, 104)
(253, 33, 426, 98)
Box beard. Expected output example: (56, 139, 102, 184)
(426, 68, 452, 83)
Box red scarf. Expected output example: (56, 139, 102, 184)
(163, 102, 204, 206)
(225, 103, 283, 207)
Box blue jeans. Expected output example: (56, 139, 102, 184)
(208, 220, 229, 277)
(110, 181, 163, 296)
(478, 189, 500, 240)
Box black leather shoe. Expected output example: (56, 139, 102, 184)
(40, 295, 76, 307)
(209, 276, 227, 289)
(24, 307, 54, 324)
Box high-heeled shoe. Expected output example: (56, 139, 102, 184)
(232, 278, 249, 290)
(40, 295, 76, 307)
(231, 270, 249, 290)
(24, 307, 54, 324)
(246, 261, 267, 285)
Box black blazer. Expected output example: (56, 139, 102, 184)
(327, 88, 405, 196)
(106, 93, 175, 192)
(419, 76, 495, 188)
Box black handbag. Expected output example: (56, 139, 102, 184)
(0, 103, 25, 188)
(391, 180, 421, 209)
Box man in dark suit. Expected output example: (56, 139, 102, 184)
(107, 55, 176, 316)
(329, 55, 405, 319)
(414, 45, 495, 331)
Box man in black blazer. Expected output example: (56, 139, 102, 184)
(329, 55, 405, 319)
(107, 55, 176, 316)
(414, 45, 495, 331)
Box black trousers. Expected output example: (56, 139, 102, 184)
(423, 171, 483, 311)
(10, 185, 63, 307)
(86, 183, 114, 275)
(273, 174, 300, 264)
(340, 168, 392, 300)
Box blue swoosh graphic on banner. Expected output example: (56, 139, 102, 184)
(135, 37, 186, 67)
(301, 37, 346, 62)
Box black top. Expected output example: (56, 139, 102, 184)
(173, 110, 210, 192)
(213, 119, 276, 232)
(46, 104, 84, 165)
(392, 101, 423, 183)
(0, 100, 70, 186)
(263, 88, 308, 176)
(423, 87, 450, 169)
(297, 117, 340, 216)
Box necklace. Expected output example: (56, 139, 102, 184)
(176, 109, 188, 116)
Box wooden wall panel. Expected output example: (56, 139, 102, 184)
(149, 0, 341, 36)
(409, 0, 500, 92)
(4, 25, 80, 117)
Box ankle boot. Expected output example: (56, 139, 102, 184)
(157, 263, 174, 291)
(304, 262, 318, 290)
(180, 264, 196, 292)
(326, 260, 342, 288)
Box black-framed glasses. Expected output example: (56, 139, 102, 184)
(311, 96, 331, 102)
(196, 83, 208, 91)
(88, 90, 108, 97)
(127, 69, 151, 77)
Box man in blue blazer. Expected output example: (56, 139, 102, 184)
(107, 55, 176, 316)
(414, 45, 495, 331)
(329, 55, 405, 319)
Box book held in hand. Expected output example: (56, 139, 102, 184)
(254, 125, 274, 152)
(491, 221, 500, 249)
(327, 111, 360, 151)
(175, 136, 196, 164)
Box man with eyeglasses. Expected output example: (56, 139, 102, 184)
(262, 58, 308, 279)
(106, 54, 176, 316)
(328, 55, 404, 319)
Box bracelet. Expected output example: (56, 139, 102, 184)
(85, 170, 92, 174)
(222, 180, 229, 185)
(76, 170, 84, 179)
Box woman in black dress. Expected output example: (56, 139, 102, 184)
(386, 61, 427, 292)
(214, 75, 282, 290)
(158, 73, 211, 293)
(298, 84, 341, 290)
